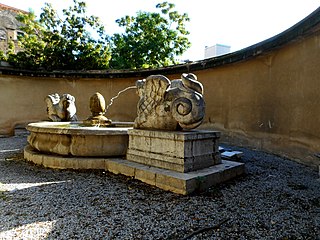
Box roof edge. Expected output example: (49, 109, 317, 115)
(0, 3, 28, 14)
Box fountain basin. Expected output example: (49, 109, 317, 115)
(26, 121, 132, 157)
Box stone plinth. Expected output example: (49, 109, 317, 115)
(126, 129, 221, 173)
(24, 145, 244, 195)
(106, 158, 244, 195)
(123, 129, 244, 194)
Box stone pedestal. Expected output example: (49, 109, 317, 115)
(127, 129, 221, 172)
(123, 129, 244, 194)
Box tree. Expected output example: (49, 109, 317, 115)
(109, 2, 191, 69)
(8, 0, 111, 70)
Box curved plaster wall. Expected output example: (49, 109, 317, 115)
(0, 7, 320, 168)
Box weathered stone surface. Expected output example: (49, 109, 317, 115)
(45, 93, 78, 122)
(105, 159, 135, 177)
(115, 159, 244, 195)
(26, 122, 131, 157)
(24, 145, 244, 195)
(83, 92, 112, 127)
(134, 73, 205, 131)
(24, 145, 105, 170)
(126, 129, 221, 173)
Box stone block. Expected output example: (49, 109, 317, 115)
(155, 172, 188, 195)
(106, 159, 135, 177)
(78, 158, 105, 170)
(127, 129, 221, 172)
(126, 159, 244, 194)
(42, 157, 64, 169)
(24, 145, 44, 166)
(127, 148, 196, 172)
(135, 166, 156, 186)
(56, 157, 79, 169)
(214, 152, 221, 164)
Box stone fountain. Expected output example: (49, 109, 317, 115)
(25, 92, 132, 168)
(24, 73, 244, 194)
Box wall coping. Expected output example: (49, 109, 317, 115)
(0, 7, 319, 78)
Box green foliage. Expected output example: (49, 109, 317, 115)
(0, 41, 15, 62)
(9, 0, 111, 70)
(0, 50, 6, 61)
(109, 1, 191, 69)
(9, 1, 191, 70)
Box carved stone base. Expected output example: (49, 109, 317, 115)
(107, 158, 244, 195)
(124, 129, 244, 194)
(24, 145, 244, 195)
(126, 129, 221, 173)
(83, 115, 112, 127)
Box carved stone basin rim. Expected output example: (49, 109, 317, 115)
(26, 121, 133, 157)
(26, 121, 133, 135)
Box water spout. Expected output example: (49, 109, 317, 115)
(106, 86, 137, 113)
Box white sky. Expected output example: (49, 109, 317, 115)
(2, 0, 320, 61)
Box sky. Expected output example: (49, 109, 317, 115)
(1, 0, 320, 61)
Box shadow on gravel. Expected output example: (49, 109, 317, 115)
(0, 134, 319, 239)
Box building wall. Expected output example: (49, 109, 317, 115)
(204, 44, 231, 58)
(0, 8, 320, 169)
(0, 75, 139, 136)
(0, 4, 26, 53)
(197, 34, 320, 167)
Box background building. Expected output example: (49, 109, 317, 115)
(204, 44, 231, 58)
(0, 3, 27, 53)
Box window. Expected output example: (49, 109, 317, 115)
(16, 31, 24, 39)
(0, 29, 6, 41)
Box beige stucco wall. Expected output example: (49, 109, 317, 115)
(0, 76, 139, 135)
(0, 17, 320, 168)
(196, 34, 320, 167)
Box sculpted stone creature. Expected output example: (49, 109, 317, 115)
(134, 73, 205, 130)
(45, 93, 78, 122)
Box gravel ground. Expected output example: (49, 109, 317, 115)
(0, 129, 319, 240)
